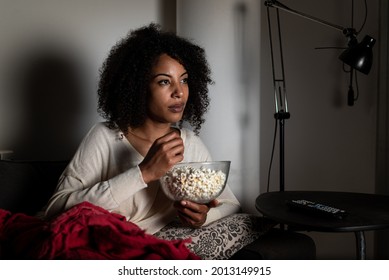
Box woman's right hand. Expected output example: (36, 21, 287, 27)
(138, 130, 184, 184)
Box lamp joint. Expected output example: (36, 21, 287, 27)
(274, 111, 290, 120)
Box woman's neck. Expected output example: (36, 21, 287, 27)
(125, 123, 178, 157)
(127, 123, 174, 144)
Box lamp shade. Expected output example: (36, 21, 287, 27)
(339, 35, 375, 75)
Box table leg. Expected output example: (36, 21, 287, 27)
(355, 231, 366, 260)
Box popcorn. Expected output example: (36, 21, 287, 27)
(161, 165, 227, 203)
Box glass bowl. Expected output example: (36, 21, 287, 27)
(159, 161, 231, 204)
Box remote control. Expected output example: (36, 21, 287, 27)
(286, 199, 348, 219)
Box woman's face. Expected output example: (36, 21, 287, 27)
(147, 54, 189, 125)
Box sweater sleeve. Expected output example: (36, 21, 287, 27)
(44, 123, 147, 219)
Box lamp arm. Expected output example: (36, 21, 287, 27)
(264, 0, 355, 37)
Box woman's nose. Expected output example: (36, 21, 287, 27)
(172, 82, 184, 98)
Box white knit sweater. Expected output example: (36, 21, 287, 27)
(44, 122, 241, 234)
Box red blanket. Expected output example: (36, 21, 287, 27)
(0, 202, 199, 260)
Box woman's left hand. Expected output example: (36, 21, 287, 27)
(174, 200, 219, 228)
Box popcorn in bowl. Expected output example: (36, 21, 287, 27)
(160, 161, 230, 204)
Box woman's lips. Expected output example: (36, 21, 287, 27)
(168, 103, 185, 113)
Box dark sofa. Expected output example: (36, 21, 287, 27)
(0, 159, 316, 259)
(0, 160, 68, 215)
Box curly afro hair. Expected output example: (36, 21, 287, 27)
(97, 23, 213, 135)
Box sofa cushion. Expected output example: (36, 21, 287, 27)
(0, 160, 68, 215)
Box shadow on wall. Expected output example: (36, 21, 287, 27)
(9, 47, 86, 161)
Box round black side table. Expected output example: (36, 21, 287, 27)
(256, 191, 389, 259)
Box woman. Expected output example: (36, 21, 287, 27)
(45, 23, 267, 259)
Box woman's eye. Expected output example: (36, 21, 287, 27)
(158, 80, 170, 86)
(181, 77, 188, 84)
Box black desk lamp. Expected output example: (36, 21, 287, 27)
(264, 0, 375, 192)
(339, 34, 375, 75)
(266, 0, 375, 74)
